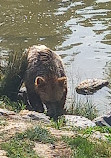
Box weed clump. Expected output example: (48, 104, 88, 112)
(68, 98, 98, 120)
(0, 50, 27, 101)
(51, 116, 66, 130)
(0, 96, 26, 112)
(19, 126, 55, 144)
(67, 90, 98, 120)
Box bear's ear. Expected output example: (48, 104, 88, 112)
(35, 77, 45, 87)
(58, 77, 67, 86)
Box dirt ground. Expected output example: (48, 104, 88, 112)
(0, 109, 74, 158)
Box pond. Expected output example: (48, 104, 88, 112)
(0, 0, 111, 114)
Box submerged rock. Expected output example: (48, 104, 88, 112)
(93, 112, 111, 127)
(76, 78, 109, 95)
(64, 115, 96, 129)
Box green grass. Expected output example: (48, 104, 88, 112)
(63, 135, 111, 158)
(0, 96, 26, 112)
(82, 126, 111, 135)
(1, 126, 55, 158)
(81, 126, 111, 142)
(67, 96, 98, 120)
(19, 126, 55, 144)
(51, 116, 65, 130)
(1, 137, 39, 158)
(0, 50, 27, 101)
(105, 135, 111, 143)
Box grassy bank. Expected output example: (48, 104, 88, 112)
(1, 126, 55, 158)
(0, 120, 111, 158)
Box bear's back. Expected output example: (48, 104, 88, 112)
(27, 45, 65, 77)
(25, 45, 66, 91)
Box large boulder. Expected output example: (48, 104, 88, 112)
(76, 78, 109, 95)
(19, 110, 50, 123)
(64, 115, 96, 129)
(0, 108, 50, 124)
(0, 108, 15, 116)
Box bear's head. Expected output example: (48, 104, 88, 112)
(35, 76, 67, 119)
(35, 76, 67, 103)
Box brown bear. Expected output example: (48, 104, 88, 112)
(25, 45, 67, 119)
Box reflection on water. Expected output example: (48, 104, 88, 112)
(0, 0, 111, 114)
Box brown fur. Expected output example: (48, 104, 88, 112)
(25, 45, 67, 119)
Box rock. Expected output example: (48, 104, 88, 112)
(93, 112, 111, 127)
(19, 110, 50, 123)
(76, 78, 109, 95)
(0, 108, 50, 124)
(0, 108, 16, 116)
(90, 131, 109, 141)
(0, 149, 8, 158)
(0, 150, 7, 156)
(64, 115, 96, 129)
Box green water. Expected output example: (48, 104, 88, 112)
(0, 0, 111, 113)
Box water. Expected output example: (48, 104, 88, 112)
(0, 0, 111, 114)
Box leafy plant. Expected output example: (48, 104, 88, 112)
(0, 96, 26, 112)
(51, 116, 65, 130)
(17, 126, 55, 144)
